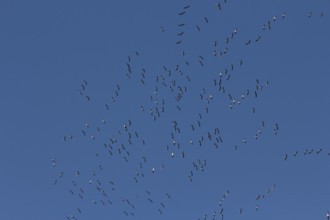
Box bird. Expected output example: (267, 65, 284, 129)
(216, 2, 221, 10)
(51, 158, 56, 167)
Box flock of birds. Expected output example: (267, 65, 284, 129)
(52, 1, 329, 219)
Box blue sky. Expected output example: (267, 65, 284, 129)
(0, 0, 330, 219)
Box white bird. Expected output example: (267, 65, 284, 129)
(51, 158, 56, 167)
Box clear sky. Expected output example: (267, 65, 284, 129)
(0, 0, 330, 219)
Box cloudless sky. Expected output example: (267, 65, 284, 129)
(0, 0, 330, 219)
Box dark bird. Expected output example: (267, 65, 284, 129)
(308, 12, 312, 18)
(268, 21, 271, 30)
(178, 11, 186, 16)
(245, 40, 251, 45)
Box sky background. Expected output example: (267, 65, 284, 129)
(0, 0, 330, 219)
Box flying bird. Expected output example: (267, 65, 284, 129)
(245, 40, 251, 45)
